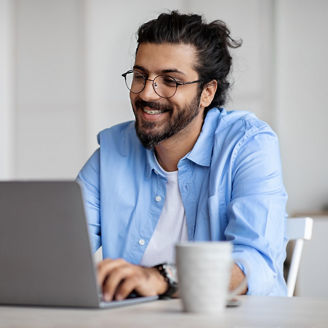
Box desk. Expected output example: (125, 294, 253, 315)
(1, 296, 328, 327)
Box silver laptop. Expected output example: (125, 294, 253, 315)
(0, 181, 158, 308)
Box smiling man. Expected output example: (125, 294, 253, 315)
(77, 11, 288, 300)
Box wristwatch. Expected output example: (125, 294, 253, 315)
(154, 263, 178, 299)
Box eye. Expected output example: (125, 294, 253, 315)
(133, 72, 146, 81)
(161, 76, 177, 87)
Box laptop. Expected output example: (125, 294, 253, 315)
(0, 181, 158, 308)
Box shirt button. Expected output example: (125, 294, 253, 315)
(155, 195, 162, 202)
(139, 239, 145, 246)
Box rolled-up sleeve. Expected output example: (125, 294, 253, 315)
(76, 149, 101, 253)
(226, 129, 288, 295)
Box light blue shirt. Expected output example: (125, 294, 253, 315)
(77, 108, 288, 296)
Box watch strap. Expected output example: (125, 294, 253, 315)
(154, 263, 178, 299)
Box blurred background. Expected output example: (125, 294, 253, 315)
(0, 0, 327, 295)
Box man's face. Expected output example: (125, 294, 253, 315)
(130, 42, 203, 149)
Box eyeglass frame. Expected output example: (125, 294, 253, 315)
(121, 69, 203, 99)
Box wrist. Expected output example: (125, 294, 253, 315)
(149, 267, 168, 295)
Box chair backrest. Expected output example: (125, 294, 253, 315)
(285, 217, 313, 297)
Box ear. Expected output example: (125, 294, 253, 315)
(199, 80, 217, 108)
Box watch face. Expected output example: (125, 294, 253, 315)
(163, 264, 177, 282)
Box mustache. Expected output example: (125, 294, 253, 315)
(135, 99, 172, 112)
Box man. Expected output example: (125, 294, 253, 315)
(77, 11, 287, 301)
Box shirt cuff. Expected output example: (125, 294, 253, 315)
(232, 245, 277, 295)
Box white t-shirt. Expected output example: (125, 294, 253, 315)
(140, 166, 188, 267)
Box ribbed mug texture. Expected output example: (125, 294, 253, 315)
(176, 242, 233, 314)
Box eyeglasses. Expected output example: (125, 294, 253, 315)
(122, 70, 202, 99)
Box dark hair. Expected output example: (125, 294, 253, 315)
(136, 11, 242, 114)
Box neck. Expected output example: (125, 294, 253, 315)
(154, 112, 204, 172)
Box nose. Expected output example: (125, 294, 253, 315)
(139, 78, 160, 101)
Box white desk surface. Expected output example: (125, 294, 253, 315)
(1, 296, 328, 328)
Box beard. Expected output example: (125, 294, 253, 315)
(133, 94, 201, 149)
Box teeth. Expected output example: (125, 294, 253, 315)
(143, 108, 163, 115)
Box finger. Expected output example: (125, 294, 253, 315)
(97, 258, 127, 286)
(115, 267, 160, 300)
(102, 265, 135, 301)
(114, 276, 140, 301)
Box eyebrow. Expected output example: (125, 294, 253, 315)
(161, 69, 186, 76)
(133, 65, 186, 76)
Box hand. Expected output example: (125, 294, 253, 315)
(230, 263, 248, 294)
(97, 258, 167, 301)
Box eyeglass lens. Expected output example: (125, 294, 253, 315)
(124, 71, 177, 98)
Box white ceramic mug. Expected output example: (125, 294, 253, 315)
(176, 241, 247, 314)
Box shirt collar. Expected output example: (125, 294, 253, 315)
(145, 148, 166, 178)
(145, 107, 224, 174)
(185, 107, 224, 167)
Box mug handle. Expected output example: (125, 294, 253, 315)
(227, 259, 248, 298)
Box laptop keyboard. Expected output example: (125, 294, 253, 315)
(99, 291, 139, 302)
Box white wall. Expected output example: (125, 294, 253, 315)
(14, 0, 86, 179)
(0, 0, 14, 179)
(275, 0, 328, 213)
